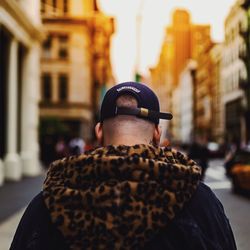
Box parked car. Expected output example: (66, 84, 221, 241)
(225, 149, 250, 194)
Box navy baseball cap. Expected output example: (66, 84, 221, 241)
(100, 81, 173, 124)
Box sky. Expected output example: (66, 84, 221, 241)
(99, 0, 236, 82)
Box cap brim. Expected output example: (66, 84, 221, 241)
(116, 107, 173, 121)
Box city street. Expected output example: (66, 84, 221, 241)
(1, 0, 250, 249)
(0, 159, 249, 249)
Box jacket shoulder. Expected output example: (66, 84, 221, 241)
(10, 192, 67, 250)
(146, 183, 237, 250)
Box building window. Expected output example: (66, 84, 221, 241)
(53, 0, 57, 12)
(42, 35, 52, 59)
(41, 0, 46, 13)
(63, 0, 68, 13)
(58, 35, 69, 59)
(58, 74, 68, 102)
(42, 74, 52, 102)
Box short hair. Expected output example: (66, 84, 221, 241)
(116, 94, 138, 108)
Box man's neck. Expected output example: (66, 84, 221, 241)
(104, 136, 150, 146)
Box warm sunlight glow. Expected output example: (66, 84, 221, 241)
(99, 0, 236, 82)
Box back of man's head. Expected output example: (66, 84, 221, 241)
(95, 81, 173, 146)
(102, 94, 156, 145)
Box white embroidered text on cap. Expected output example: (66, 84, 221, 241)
(116, 86, 141, 93)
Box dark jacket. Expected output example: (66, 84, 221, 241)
(10, 145, 236, 250)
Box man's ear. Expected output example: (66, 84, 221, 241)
(153, 125, 162, 146)
(95, 122, 103, 145)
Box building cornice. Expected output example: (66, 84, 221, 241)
(42, 16, 88, 25)
(39, 102, 93, 121)
(0, 0, 44, 43)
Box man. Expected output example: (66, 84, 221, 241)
(11, 82, 236, 250)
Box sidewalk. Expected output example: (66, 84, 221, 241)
(0, 175, 44, 249)
(0, 208, 25, 250)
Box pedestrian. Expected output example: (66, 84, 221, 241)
(10, 81, 236, 250)
(69, 136, 85, 155)
(41, 135, 56, 168)
(55, 137, 68, 159)
(188, 137, 209, 180)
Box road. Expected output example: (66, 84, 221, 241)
(0, 159, 249, 249)
(205, 159, 250, 250)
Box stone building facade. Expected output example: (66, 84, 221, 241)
(210, 44, 224, 142)
(193, 40, 214, 140)
(0, 0, 43, 185)
(150, 9, 213, 143)
(39, 0, 114, 156)
(178, 60, 197, 143)
(221, 0, 248, 145)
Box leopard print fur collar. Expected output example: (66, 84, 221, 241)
(43, 144, 201, 250)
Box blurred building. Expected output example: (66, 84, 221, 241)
(239, 0, 250, 145)
(90, 11, 115, 120)
(166, 9, 191, 87)
(221, 0, 247, 145)
(178, 60, 197, 143)
(193, 38, 214, 141)
(0, 0, 43, 185)
(39, 0, 114, 150)
(191, 25, 211, 62)
(166, 10, 211, 86)
(149, 36, 174, 140)
(150, 9, 213, 143)
(210, 44, 224, 142)
(172, 85, 181, 142)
